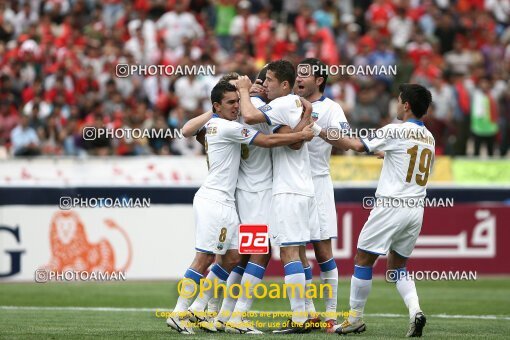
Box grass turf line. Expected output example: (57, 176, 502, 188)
(0, 278, 509, 338)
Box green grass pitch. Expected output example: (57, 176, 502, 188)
(1, 278, 509, 339)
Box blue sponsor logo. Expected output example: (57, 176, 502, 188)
(340, 122, 350, 130)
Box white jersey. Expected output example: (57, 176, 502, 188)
(360, 120, 435, 198)
(195, 115, 259, 206)
(308, 96, 349, 177)
(260, 94, 314, 197)
(237, 96, 273, 192)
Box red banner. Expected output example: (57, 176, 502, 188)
(266, 204, 510, 276)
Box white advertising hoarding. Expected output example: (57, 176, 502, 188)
(0, 205, 196, 281)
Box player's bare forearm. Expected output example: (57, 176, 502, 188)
(294, 109, 312, 132)
(276, 125, 304, 150)
(318, 129, 365, 152)
(182, 110, 213, 137)
(253, 124, 314, 148)
(239, 88, 266, 124)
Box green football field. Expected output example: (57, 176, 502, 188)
(1, 278, 509, 339)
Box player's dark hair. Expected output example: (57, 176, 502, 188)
(299, 57, 328, 93)
(266, 60, 296, 88)
(211, 81, 237, 113)
(257, 65, 268, 83)
(220, 72, 240, 82)
(398, 83, 432, 118)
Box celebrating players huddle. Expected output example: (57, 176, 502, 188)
(167, 59, 434, 337)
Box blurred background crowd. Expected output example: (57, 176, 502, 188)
(0, 0, 509, 157)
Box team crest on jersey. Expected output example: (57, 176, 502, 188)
(311, 112, 319, 121)
(217, 243, 224, 251)
(241, 128, 250, 137)
(259, 104, 271, 112)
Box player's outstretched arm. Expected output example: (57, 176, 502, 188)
(182, 110, 213, 137)
(317, 128, 366, 153)
(252, 123, 314, 148)
(236, 76, 268, 124)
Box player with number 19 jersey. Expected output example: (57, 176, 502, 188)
(357, 120, 435, 257)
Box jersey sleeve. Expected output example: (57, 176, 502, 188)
(259, 96, 299, 126)
(329, 103, 351, 131)
(250, 96, 267, 109)
(250, 96, 272, 125)
(360, 124, 400, 153)
(221, 121, 260, 145)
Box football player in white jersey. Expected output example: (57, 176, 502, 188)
(211, 68, 275, 335)
(315, 84, 433, 337)
(236, 60, 320, 334)
(167, 81, 314, 335)
(283, 57, 349, 332)
(180, 71, 276, 334)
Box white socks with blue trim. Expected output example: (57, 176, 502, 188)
(189, 264, 229, 313)
(216, 265, 245, 323)
(395, 268, 422, 319)
(229, 261, 266, 324)
(284, 261, 307, 323)
(174, 268, 204, 313)
(319, 258, 339, 320)
(348, 265, 373, 323)
(303, 265, 317, 318)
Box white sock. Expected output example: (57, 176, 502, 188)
(319, 258, 338, 321)
(217, 265, 244, 322)
(174, 268, 203, 313)
(189, 264, 229, 313)
(284, 261, 306, 323)
(348, 265, 373, 323)
(395, 268, 422, 319)
(303, 266, 316, 318)
(207, 296, 222, 316)
(230, 262, 265, 323)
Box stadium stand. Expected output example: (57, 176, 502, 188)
(0, 0, 509, 157)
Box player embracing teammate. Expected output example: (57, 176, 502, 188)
(234, 60, 320, 333)
(167, 74, 314, 335)
(167, 58, 434, 337)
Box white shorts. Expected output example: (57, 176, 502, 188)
(235, 188, 271, 224)
(269, 193, 320, 247)
(357, 205, 424, 258)
(193, 195, 240, 255)
(312, 175, 338, 240)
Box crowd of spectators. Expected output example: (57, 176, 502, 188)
(1, 0, 509, 157)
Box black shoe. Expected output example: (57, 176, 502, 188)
(272, 319, 312, 334)
(406, 312, 426, 337)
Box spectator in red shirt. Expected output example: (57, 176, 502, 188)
(366, 0, 394, 36)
